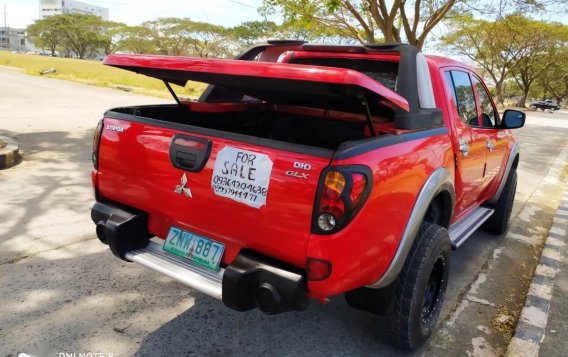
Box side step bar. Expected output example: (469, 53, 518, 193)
(125, 239, 224, 300)
(448, 207, 494, 249)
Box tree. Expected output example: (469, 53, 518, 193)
(532, 50, 568, 104)
(261, 0, 565, 50)
(116, 25, 157, 54)
(440, 15, 524, 105)
(535, 46, 568, 104)
(506, 17, 568, 107)
(183, 21, 232, 58)
(143, 18, 193, 56)
(99, 21, 128, 55)
(142, 18, 233, 58)
(27, 16, 64, 56)
(230, 20, 278, 49)
(262, 0, 463, 49)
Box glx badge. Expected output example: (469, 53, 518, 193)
(174, 173, 193, 197)
(286, 170, 309, 179)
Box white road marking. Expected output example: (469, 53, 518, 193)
(535, 264, 560, 278)
(466, 295, 496, 307)
(469, 273, 486, 295)
(507, 232, 540, 247)
(549, 226, 566, 235)
(518, 204, 540, 223)
(506, 337, 539, 357)
(477, 325, 491, 335)
(528, 283, 553, 300)
(520, 306, 548, 329)
(546, 236, 566, 248)
(446, 300, 470, 327)
(541, 248, 563, 262)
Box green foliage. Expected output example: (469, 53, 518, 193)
(442, 14, 568, 107)
(140, 18, 233, 58)
(230, 20, 278, 48)
(115, 25, 157, 54)
(261, 1, 567, 50)
(27, 14, 120, 59)
(27, 16, 65, 56)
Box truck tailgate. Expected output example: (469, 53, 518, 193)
(96, 117, 331, 268)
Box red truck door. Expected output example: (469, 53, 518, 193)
(442, 70, 488, 217)
(470, 75, 508, 193)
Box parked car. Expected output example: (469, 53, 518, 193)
(90, 42, 524, 350)
(530, 99, 560, 111)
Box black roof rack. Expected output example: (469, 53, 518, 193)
(266, 39, 308, 45)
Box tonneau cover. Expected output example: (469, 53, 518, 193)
(103, 54, 409, 113)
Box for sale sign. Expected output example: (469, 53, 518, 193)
(211, 146, 273, 209)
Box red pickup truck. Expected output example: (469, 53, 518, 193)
(91, 42, 525, 350)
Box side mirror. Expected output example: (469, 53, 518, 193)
(501, 109, 525, 129)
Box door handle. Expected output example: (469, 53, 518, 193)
(486, 139, 494, 152)
(169, 135, 212, 172)
(459, 139, 470, 157)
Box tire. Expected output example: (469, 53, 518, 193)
(384, 222, 451, 350)
(483, 169, 517, 235)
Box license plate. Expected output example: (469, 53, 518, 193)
(163, 227, 225, 271)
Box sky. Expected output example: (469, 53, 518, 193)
(2, 0, 567, 33)
(1, 0, 270, 28)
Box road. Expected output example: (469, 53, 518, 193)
(0, 68, 567, 356)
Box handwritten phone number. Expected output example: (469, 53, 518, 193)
(212, 184, 262, 202)
(212, 176, 268, 196)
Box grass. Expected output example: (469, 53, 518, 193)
(0, 52, 207, 99)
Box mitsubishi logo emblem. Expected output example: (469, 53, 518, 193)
(174, 173, 192, 197)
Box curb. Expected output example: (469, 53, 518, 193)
(506, 185, 568, 357)
(0, 136, 19, 169)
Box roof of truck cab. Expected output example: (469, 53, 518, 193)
(424, 55, 476, 71)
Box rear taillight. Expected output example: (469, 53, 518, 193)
(92, 119, 103, 169)
(312, 166, 372, 234)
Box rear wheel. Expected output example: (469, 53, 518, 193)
(483, 169, 517, 235)
(384, 222, 450, 350)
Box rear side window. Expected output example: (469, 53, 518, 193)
(289, 57, 398, 90)
(445, 71, 479, 127)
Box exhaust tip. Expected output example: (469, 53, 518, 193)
(96, 221, 107, 244)
(255, 283, 282, 314)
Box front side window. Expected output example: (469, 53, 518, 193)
(472, 77, 498, 127)
(447, 71, 478, 127)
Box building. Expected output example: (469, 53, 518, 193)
(0, 27, 27, 52)
(39, 0, 109, 21)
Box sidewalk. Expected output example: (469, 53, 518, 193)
(539, 202, 568, 357)
(507, 188, 568, 356)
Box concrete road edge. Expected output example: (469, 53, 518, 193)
(506, 184, 568, 356)
(0, 136, 19, 169)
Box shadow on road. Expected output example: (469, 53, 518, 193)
(134, 291, 409, 356)
(0, 129, 94, 263)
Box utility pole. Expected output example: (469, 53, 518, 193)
(3, 4, 6, 28)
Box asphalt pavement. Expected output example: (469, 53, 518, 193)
(0, 67, 567, 356)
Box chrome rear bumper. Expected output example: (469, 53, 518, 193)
(126, 239, 224, 300)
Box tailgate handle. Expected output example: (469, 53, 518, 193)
(169, 135, 212, 172)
